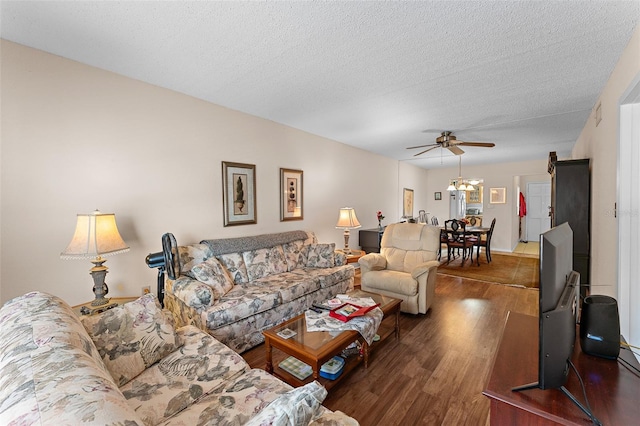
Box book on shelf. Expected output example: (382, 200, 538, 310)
(278, 356, 312, 380)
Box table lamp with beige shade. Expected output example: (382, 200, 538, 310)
(61, 210, 129, 315)
(335, 207, 361, 255)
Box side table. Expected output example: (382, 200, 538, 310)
(72, 296, 138, 316)
(340, 249, 364, 287)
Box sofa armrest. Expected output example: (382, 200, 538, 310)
(168, 276, 215, 311)
(359, 253, 386, 274)
(411, 260, 440, 279)
(334, 250, 347, 266)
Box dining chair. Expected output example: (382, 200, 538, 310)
(468, 216, 482, 227)
(477, 218, 496, 263)
(444, 219, 476, 265)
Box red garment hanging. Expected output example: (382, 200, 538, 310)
(519, 192, 527, 217)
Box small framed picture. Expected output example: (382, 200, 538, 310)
(222, 161, 257, 226)
(490, 187, 506, 204)
(403, 188, 414, 218)
(434, 191, 442, 200)
(280, 168, 303, 221)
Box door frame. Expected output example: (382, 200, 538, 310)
(525, 181, 551, 243)
(618, 72, 640, 355)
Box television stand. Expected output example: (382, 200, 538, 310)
(484, 312, 640, 425)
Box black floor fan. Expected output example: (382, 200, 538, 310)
(145, 233, 180, 307)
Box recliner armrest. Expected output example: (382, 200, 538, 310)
(411, 260, 440, 279)
(359, 253, 387, 272)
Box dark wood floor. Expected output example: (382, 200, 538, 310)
(242, 274, 538, 425)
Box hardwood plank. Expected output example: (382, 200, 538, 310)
(242, 273, 539, 425)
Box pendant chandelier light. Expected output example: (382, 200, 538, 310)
(447, 156, 474, 191)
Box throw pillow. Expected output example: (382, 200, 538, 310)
(216, 252, 249, 284)
(305, 243, 336, 268)
(178, 244, 214, 279)
(190, 257, 234, 299)
(80, 293, 179, 387)
(245, 381, 327, 426)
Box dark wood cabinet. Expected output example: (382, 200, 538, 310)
(550, 159, 590, 293)
(359, 228, 384, 253)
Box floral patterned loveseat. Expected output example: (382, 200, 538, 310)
(165, 230, 354, 353)
(0, 291, 358, 425)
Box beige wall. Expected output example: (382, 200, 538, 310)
(1, 40, 428, 305)
(573, 24, 640, 298)
(3, 22, 637, 311)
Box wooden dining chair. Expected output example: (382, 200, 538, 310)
(444, 219, 475, 265)
(477, 218, 496, 263)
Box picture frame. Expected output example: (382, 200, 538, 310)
(434, 191, 442, 201)
(489, 187, 506, 204)
(222, 161, 257, 226)
(280, 168, 303, 221)
(403, 188, 414, 218)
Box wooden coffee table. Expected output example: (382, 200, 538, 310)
(263, 290, 401, 390)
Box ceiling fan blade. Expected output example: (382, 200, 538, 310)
(407, 143, 438, 150)
(448, 146, 465, 156)
(414, 146, 440, 156)
(458, 142, 495, 147)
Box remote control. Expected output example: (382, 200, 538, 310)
(309, 306, 323, 313)
(312, 302, 331, 311)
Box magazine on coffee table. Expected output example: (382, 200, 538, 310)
(329, 303, 379, 322)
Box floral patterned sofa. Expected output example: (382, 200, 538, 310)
(165, 230, 354, 353)
(0, 291, 358, 425)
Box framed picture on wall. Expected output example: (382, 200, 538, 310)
(489, 187, 506, 204)
(434, 191, 442, 200)
(222, 161, 257, 226)
(280, 168, 303, 221)
(403, 188, 414, 218)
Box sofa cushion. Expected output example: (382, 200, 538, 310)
(179, 244, 215, 278)
(245, 380, 327, 426)
(190, 257, 235, 300)
(0, 292, 144, 426)
(157, 368, 291, 425)
(81, 293, 180, 387)
(120, 325, 249, 425)
(253, 271, 319, 303)
(202, 284, 282, 329)
(243, 245, 288, 281)
(216, 252, 249, 284)
(305, 243, 336, 268)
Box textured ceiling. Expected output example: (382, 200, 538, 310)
(2, 1, 638, 170)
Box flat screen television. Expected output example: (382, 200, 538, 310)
(513, 222, 600, 424)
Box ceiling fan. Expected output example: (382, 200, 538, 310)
(407, 131, 495, 156)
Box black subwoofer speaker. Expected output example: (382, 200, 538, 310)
(580, 295, 620, 359)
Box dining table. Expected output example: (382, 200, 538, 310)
(440, 224, 490, 266)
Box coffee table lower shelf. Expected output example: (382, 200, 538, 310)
(270, 350, 363, 391)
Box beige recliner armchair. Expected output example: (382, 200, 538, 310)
(359, 223, 440, 314)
